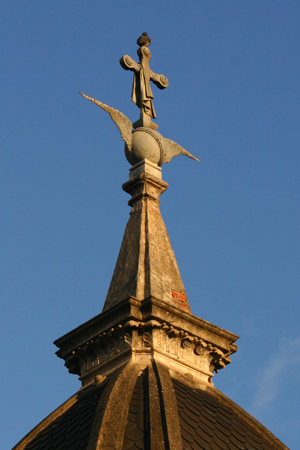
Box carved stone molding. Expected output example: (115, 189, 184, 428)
(63, 318, 233, 384)
(64, 324, 132, 377)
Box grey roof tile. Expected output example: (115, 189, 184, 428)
(172, 378, 284, 450)
(24, 382, 107, 450)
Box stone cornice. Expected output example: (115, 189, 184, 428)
(55, 295, 238, 385)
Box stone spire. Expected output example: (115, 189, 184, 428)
(78, 33, 198, 314)
(103, 166, 190, 313)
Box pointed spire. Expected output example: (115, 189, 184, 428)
(103, 164, 191, 313)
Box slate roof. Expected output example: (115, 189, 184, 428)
(20, 382, 107, 450)
(173, 378, 277, 450)
(13, 361, 288, 450)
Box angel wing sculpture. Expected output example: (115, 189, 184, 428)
(79, 92, 199, 166)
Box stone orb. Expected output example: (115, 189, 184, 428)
(125, 127, 164, 166)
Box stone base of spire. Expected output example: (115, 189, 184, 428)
(54, 295, 238, 387)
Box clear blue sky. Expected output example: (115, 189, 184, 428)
(1, 2, 299, 449)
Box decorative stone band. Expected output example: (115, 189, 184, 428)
(64, 318, 233, 386)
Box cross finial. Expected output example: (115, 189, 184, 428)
(80, 33, 198, 166)
(120, 33, 169, 130)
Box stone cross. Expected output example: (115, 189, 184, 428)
(120, 32, 168, 130)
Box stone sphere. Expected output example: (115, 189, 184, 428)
(125, 127, 164, 166)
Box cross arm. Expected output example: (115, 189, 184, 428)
(150, 70, 169, 90)
(120, 55, 140, 72)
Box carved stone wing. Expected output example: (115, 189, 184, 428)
(79, 92, 133, 152)
(162, 138, 199, 164)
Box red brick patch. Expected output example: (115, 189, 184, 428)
(171, 290, 191, 312)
